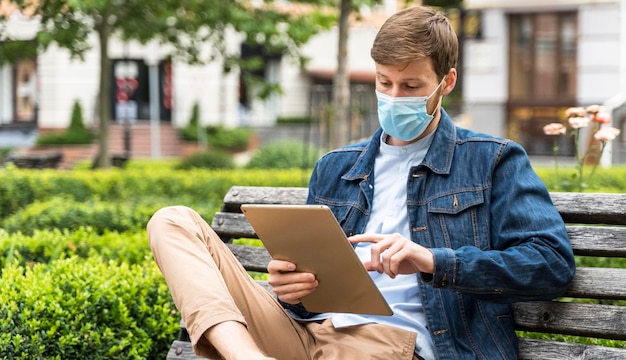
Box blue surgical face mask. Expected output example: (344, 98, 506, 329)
(376, 78, 445, 141)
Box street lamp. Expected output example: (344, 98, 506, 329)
(145, 41, 161, 159)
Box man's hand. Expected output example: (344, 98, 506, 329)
(349, 233, 435, 278)
(267, 259, 318, 304)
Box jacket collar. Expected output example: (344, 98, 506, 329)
(421, 109, 456, 175)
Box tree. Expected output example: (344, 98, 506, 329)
(331, 0, 352, 149)
(332, 0, 381, 149)
(1, 0, 335, 168)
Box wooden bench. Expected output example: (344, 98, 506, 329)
(166, 186, 626, 360)
(5, 151, 63, 169)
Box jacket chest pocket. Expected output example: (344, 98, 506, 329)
(426, 190, 489, 249)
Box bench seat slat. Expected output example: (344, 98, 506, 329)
(518, 338, 626, 360)
(513, 302, 626, 340)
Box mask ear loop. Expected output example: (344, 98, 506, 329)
(427, 76, 447, 116)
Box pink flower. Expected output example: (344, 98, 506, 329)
(585, 105, 603, 115)
(565, 107, 586, 118)
(568, 116, 590, 129)
(543, 123, 566, 135)
(591, 111, 612, 124)
(594, 127, 621, 142)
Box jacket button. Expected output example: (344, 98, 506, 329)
(440, 280, 448, 287)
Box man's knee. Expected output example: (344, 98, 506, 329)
(146, 205, 201, 248)
(148, 205, 194, 231)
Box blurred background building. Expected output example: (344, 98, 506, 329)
(1, 0, 624, 164)
(463, 0, 626, 164)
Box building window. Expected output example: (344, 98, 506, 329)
(111, 59, 172, 122)
(507, 12, 577, 156)
(13, 58, 38, 123)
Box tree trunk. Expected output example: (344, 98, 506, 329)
(331, 0, 352, 149)
(93, 23, 112, 168)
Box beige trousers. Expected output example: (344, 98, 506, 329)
(148, 206, 421, 360)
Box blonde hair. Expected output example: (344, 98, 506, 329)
(370, 6, 458, 80)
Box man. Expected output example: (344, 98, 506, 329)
(148, 6, 575, 359)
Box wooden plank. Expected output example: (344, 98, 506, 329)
(550, 192, 626, 225)
(219, 187, 626, 226)
(211, 213, 257, 240)
(166, 340, 214, 360)
(222, 186, 308, 212)
(226, 242, 626, 301)
(567, 226, 626, 257)
(564, 267, 626, 300)
(513, 302, 626, 340)
(211, 212, 626, 255)
(212, 216, 626, 256)
(518, 338, 626, 360)
(226, 243, 271, 273)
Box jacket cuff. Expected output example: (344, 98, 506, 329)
(422, 247, 456, 288)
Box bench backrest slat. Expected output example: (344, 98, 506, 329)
(513, 302, 626, 340)
(566, 267, 626, 300)
(224, 245, 626, 301)
(222, 187, 626, 225)
(567, 226, 626, 257)
(550, 192, 626, 226)
(517, 338, 626, 360)
(222, 186, 308, 212)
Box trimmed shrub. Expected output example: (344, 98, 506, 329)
(1, 197, 157, 235)
(181, 120, 252, 152)
(206, 125, 252, 151)
(0, 257, 178, 359)
(176, 150, 236, 170)
(246, 141, 322, 169)
(36, 100, 96, 145)
(180, 102, 201, 142)
(0, 147, 12, 161)
(0, 167, 311, 224)
(0, 228, 151, 268)
(276, 116, 313, 124)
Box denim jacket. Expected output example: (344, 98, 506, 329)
(284, 110, 576, 359)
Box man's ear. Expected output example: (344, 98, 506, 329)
(442, 68, 457, 95)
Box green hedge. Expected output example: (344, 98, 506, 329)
(0, 228, 151, 269)
(0, 166, 311, 223)
(0, 256, 178, 359)
(176, 150, 236, 170)
(246, 141, 323, 169)
(534, 165, 626, 193)
(2, 198, 157, 235)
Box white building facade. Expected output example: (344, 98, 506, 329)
(0, 5, 383, 150)
(462, 0, 626, 163)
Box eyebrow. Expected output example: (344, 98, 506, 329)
(376, 72, 425, 84)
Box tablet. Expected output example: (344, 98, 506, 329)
(240, 203, 392, 316)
